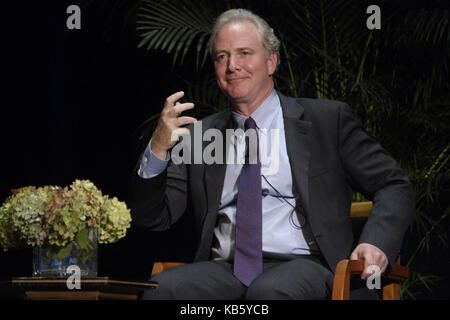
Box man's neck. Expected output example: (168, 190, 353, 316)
(231, 84, 274, 116)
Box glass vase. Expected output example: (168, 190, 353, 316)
(32, 227, 98, 278)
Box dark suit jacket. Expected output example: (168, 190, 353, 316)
(129, 91, 415, 273)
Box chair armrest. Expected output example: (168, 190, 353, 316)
(350, 201, 373, 218)
(151, 262, 187, 276)
(332, 259, 365, 300)
(332, 258, 410, 300)
(384, 262, 410, 282)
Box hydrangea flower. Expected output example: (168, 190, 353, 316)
(99, 196, 132, 244)
(0, 180, 132, 252)
(2, 186, 48, 248)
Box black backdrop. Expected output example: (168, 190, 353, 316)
(1, 1, 197, 279)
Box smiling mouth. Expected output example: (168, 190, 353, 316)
(227, 77, 247, 82)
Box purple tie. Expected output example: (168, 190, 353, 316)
(234, 117, 263, 286)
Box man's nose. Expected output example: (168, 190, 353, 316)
(227, 55, 240, 72)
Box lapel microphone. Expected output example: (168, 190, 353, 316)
(261, 174, 304, 229)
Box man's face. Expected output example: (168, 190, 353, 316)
(213, 20, 277, 106)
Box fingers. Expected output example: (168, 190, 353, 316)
(350, 243, 388, 279)
(163, 91, 196, 123)
(177, 116, 197, 126)
(349, 251, 359, 261)
(150, 91, 196, 153)
(349, 249, 371, 279)
(162, 91, 195, 118)
(164, 91, 194, 109)
(173, 102, 195, 116)
(362, 252, 387, 279)
(164, 91, 185, 108)
(361, 259, 373, 279)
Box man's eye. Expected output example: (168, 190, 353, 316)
(217, 54, 227, 60)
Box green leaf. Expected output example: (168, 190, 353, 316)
(54, 243, 73, 261)
(80, 249, 93, 266)
(76, 228, 89, 250)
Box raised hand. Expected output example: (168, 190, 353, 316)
(150, 91, 197, 160)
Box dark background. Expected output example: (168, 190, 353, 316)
(1, 0, 449, 299)
(1, 0, 197, 280)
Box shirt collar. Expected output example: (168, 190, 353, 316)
(232, 89, 280, 130)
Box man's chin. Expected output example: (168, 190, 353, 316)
(228, 96, 249, 107)
(226, 92, 249, 104)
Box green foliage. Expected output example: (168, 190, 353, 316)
(76, 227, 90, 250)
(52, 242, 74, 262)
(40, 228, 97, 266)
(137, 0, 213, 69)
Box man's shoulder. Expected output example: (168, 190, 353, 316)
(281, 93, 347, 111)
(298, 97, 346, 108)
(278, 92, 351, 120)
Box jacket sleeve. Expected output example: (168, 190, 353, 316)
(337, 103, 415, 268)
(128, 148, 189, 231)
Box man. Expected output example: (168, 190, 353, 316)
(129, 9, 414, 299)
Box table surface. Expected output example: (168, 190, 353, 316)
(0, 277, 158, 300)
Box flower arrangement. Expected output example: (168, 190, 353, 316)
(0, 180, 132, 258)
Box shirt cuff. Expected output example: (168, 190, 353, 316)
(138, 140, 169, 179)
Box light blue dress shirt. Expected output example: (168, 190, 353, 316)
(138, 90, 313, 260)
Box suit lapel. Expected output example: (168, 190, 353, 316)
(203, 110, 232, 226)
(278, 92, 312, 218)
(194, 111, 233, 261)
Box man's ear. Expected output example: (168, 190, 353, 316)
(267, 52, 278, 76)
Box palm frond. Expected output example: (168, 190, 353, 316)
(402, 271, 442, 299)
(398, 8, 450, 48)
(137, 0, 214, 68)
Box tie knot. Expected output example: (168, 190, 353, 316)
(245, 117, 257, 130)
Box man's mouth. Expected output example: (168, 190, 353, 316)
(227, 77, 247, 82)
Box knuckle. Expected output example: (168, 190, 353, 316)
(161, 117, 169, 126)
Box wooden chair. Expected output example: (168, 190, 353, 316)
(331, 202, 410, 300)
(151, 201, 410, 300)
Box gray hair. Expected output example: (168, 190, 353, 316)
(209, 8, 280, 67)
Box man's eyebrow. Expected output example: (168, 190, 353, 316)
(214, 49, 228, 55)
(236, 47, 254, 52)
(214, 47, 255, 55)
